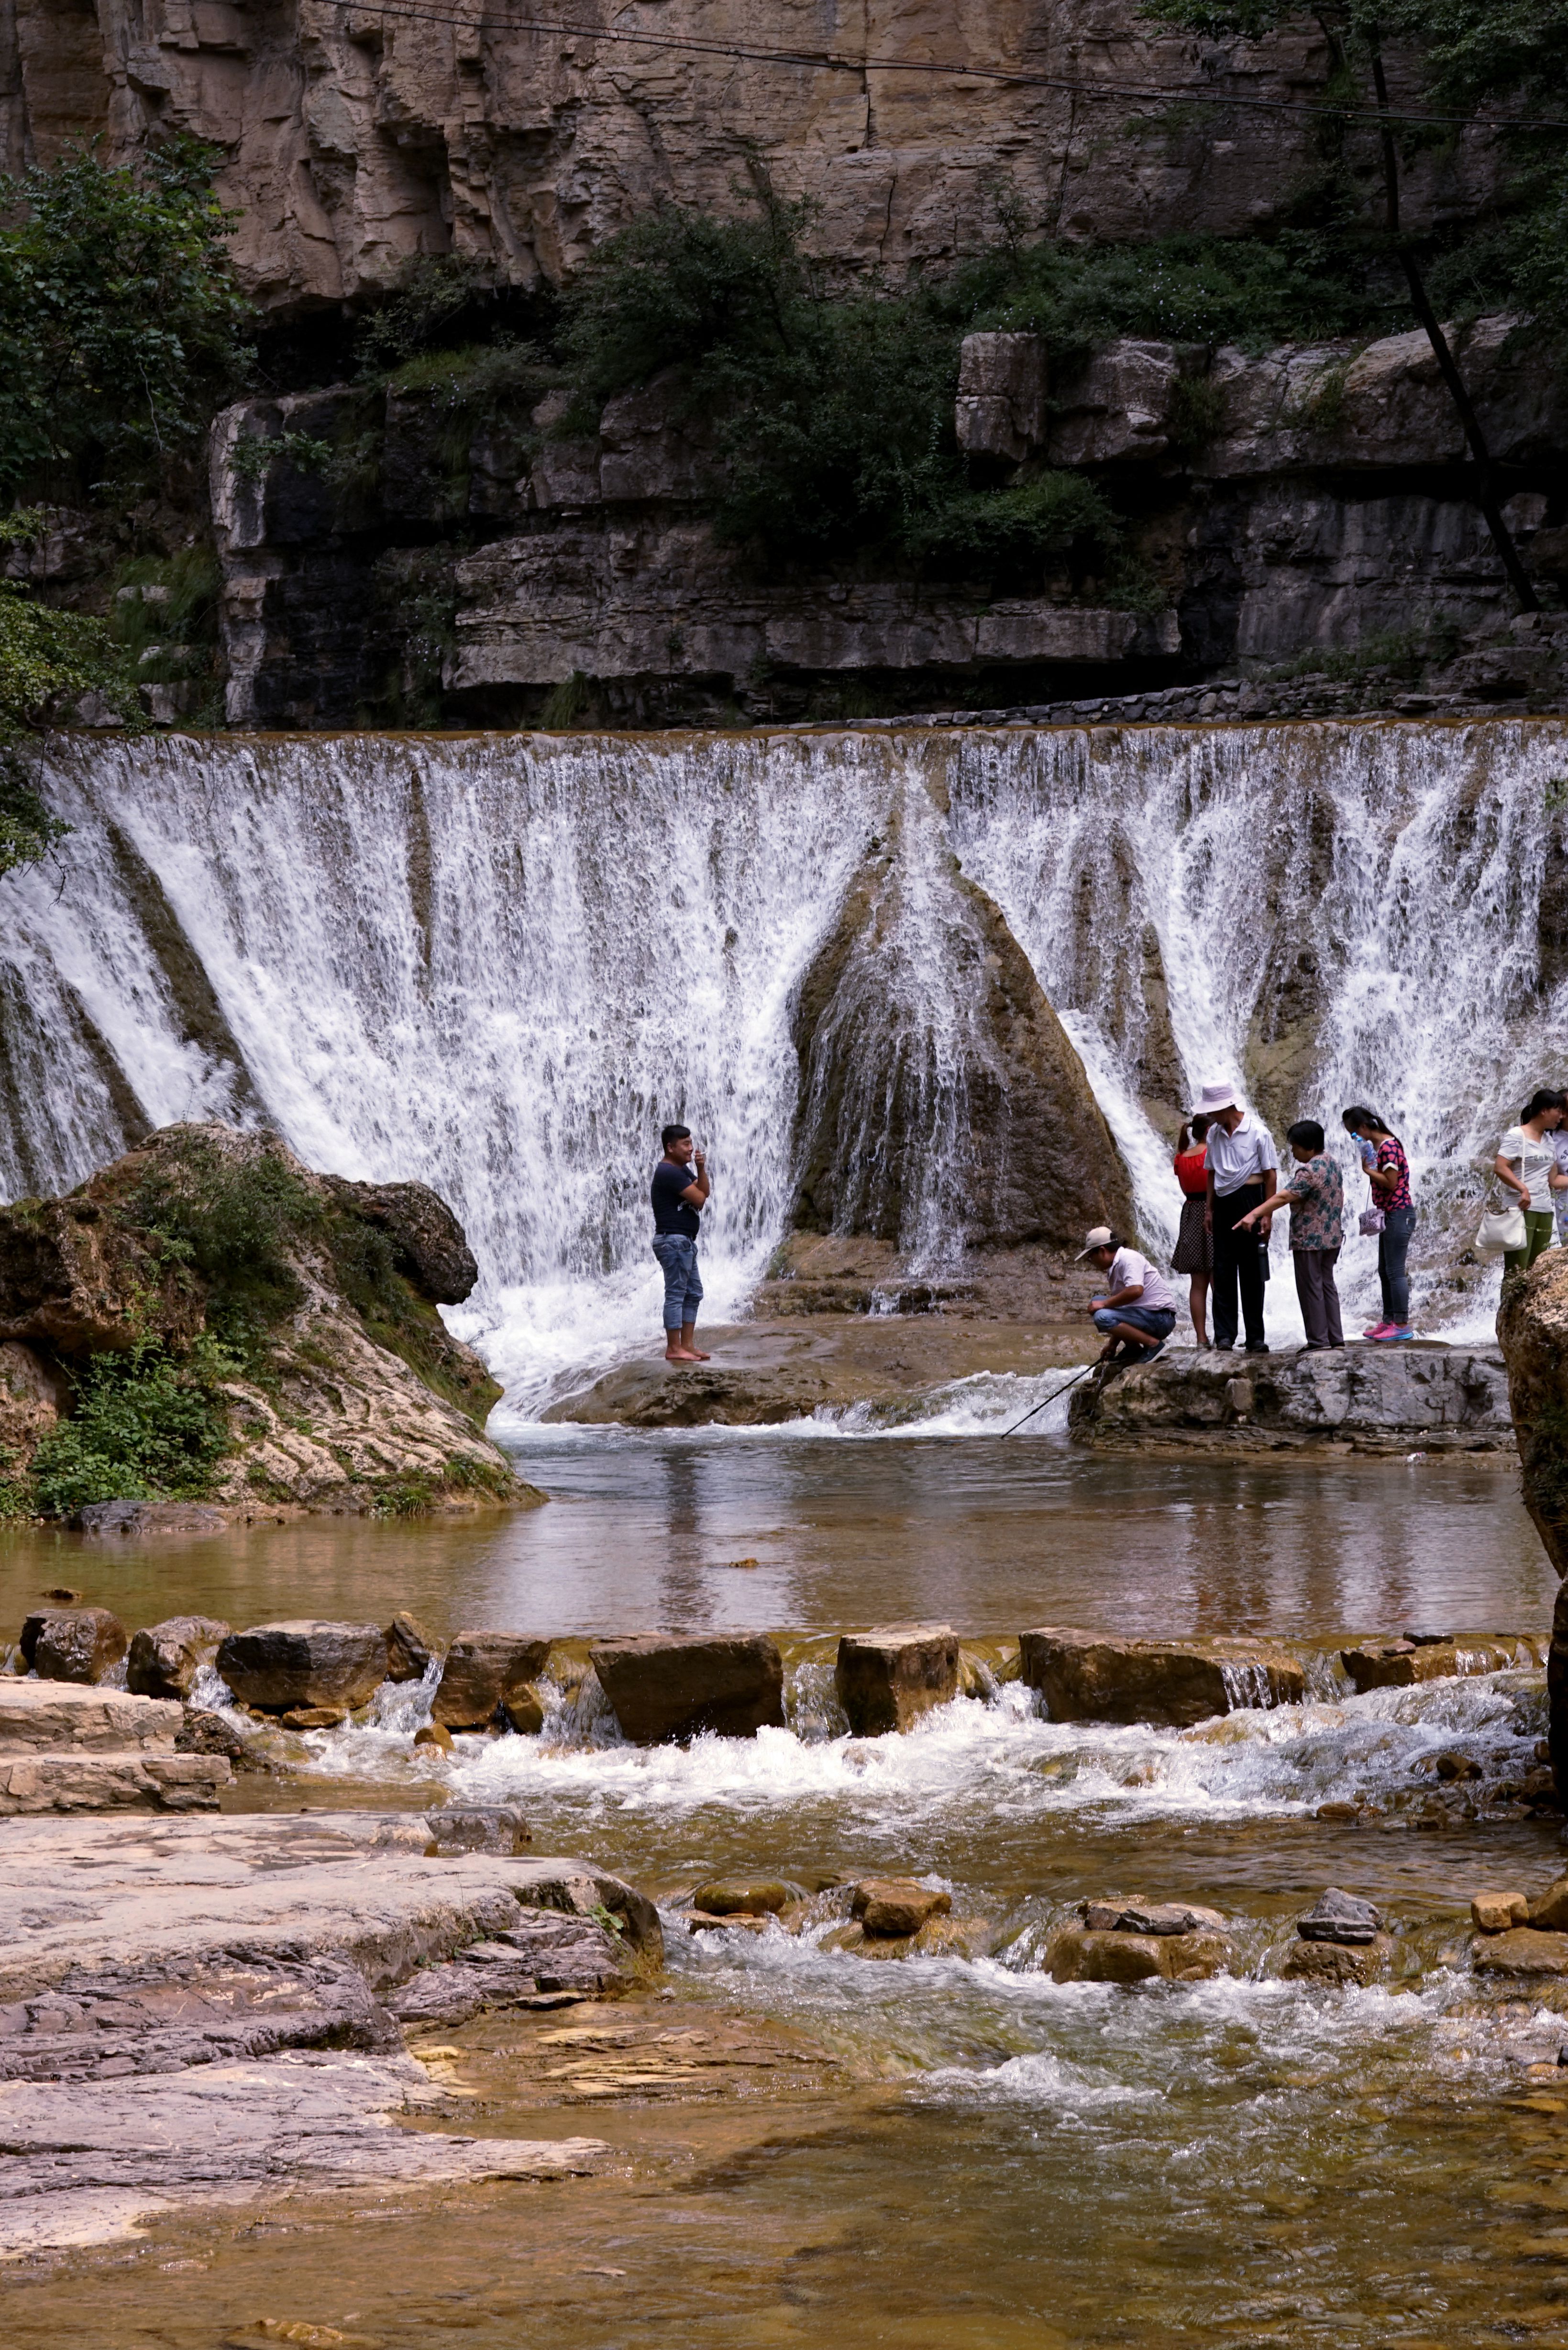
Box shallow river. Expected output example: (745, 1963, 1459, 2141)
(5, 1428, 1568, 2350)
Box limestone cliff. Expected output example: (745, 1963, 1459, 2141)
(0, 4, 1497, 311)
(0, 1123, 536, 1519)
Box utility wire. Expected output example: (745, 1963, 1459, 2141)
(331, 0, 1568, 134)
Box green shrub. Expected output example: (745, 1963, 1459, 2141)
(130, 1141, 320, 1342)
(0, 138, 251, 500)
(229, 432, 332, 483)
(904, 473, 1122, 570)
(28, 1336, 233, 1517)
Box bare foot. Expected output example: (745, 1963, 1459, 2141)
(686, 1347, 711, 1360)
(665, 1347, 700, 1363)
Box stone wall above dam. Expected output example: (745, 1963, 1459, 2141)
(0, 2, 1505, 310)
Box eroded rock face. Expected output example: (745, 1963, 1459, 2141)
(431, 1633, 552, 1731)
(319, 1177, 478, 1304)
(589, 1633, 786, 1744)
(1019, 1627, 1303, 1728)
(1498, 1253, 1568, 1796)
(215, 1621, 389, 1714)
(20, 1606, 128, 1685)
(125, 1615, 230, 1701)
(790, 808, 1134, 1251)
(835, 1625, 960, 1736)
(8, 6, 1469, 313)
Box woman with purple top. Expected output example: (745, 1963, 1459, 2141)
(1344, 1106, 1416, 1341)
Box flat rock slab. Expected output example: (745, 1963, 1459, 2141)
(1070, 1343, 1514, 1454)
(0, 1680, 183, 1754)
(1342, 1634, 1545, 1690)
(835, 1625, 960, 1735)
(1472, 1928, 1568, 1977)
(1019, 1627, 1304, 1727)
(0, 1751, 231, 1814)
(0, 2050, 608, 2255)
(589, 1632, 785, 1742)
(0, 1815, 661, 2002)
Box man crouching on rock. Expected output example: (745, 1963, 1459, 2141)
(652, 1123, 711, 1363)
(1077, 1225, 1178, 1363)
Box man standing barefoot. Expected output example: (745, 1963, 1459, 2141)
(652, 1124, 711, 1362)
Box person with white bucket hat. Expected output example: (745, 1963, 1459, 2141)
(1198, 1079, 1276, 1353)
(1075, 1227, 1179, 1362)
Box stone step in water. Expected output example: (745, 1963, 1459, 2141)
(0, 1751, 231, 1815)
(0, 1681, 184, 1753)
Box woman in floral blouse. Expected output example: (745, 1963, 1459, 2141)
(1346, 1107, 1416, 1340)
(1237, 1119, 1345, 1349)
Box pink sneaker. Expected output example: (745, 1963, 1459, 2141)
(1362, 1320, 1392, 1339)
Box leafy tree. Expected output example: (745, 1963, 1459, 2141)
(0, 138, 251, 499)
(0, 578, 141, 878)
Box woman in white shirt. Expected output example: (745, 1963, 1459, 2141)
(1495, 1089, 1566, 1273)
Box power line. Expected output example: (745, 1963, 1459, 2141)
(332, 0, 1568, 134)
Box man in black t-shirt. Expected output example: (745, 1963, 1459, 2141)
(651, 1123, 711, 1361)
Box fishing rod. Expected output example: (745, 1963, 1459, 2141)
(1000, 1358, 1100, 1438)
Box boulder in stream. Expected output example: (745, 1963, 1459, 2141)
(850, 1879, 952, 1937)
(1070, 1342, 1514, 1455)
(692, 1878, 793, 1917)
(1050, 1927, 1228, 1983)
(835, 1624, 960, 1734)
(20, 1606, 129, 1685)
(385, 1609, 438, 1682)
(431, 1632, 552, 1730)
(1341, 1634, 1539, 1691)
(216, 1620, 388, 1713)
(126, 1615, 231, 1700)
(589, 1632, 785, 1743)
(1018, 1627, 1303, 1727)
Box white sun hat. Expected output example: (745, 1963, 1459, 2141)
(1195, 1079, 1240, 1116)
(1075, 1226, 1116, 1260)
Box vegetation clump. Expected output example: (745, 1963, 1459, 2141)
(26, 1335, 234, 1518)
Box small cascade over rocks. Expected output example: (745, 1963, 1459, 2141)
(2, 717, 1565, 1407)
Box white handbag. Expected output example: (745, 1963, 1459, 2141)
(1477, 1197, 1527, 1258)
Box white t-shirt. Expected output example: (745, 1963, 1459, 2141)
(1204, 1109, 1277, 1197)
(1502, 1124, 1556, 1213)
(1109, 1247, 1177, 1314)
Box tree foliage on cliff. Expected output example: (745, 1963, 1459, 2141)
(560, 196, 1127, 576)
(0, 138, 252, 499)
(1139, 0, 1568, 324)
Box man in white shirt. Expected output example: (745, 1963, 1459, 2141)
(1076, 1226, 1179, 1361)
(1198, 1079, 1276, 1354)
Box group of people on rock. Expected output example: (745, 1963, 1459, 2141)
(1080, 1079, 1568, 1367)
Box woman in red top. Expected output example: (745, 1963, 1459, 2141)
(1171, 1112, 1213, 1347)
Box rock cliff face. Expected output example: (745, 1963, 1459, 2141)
(0, 1123, 537, 1518)
(207, 314, 1568, 728)
(0, 4, 1496, 310)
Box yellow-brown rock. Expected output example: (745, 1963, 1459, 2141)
(1472, 1928, 1568, 1978)
(1049, 1927, 1228, 1984)
(1279, 1934, 1393, 1987)
(1472, 1891, 1531, 1934)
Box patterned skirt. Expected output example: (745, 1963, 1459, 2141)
(1171, 1193, 1212, 1276)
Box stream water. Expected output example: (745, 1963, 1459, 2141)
(3, 1429, 1565, 2349)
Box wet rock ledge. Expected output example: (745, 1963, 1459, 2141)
(0, 1122, 541, 1521)
(1070, 1341, 1513, 1457)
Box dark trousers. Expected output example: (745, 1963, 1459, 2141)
(1211, 1184, 1267, 1348)
(1292, 1246, 1343, 1347)
(1378, 1205, 1417, 1324)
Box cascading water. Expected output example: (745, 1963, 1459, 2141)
(3, 717, 1564, 1406)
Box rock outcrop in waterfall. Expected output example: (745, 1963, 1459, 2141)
(0, 1124, 539, 1519)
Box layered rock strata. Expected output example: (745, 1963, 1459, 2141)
(0, 1680, 231, 1815)
(205, 311, 1568, 729)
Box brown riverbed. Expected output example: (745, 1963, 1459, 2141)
(2, 1428, 1565, 2348)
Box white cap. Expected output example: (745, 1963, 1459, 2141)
(1075, 1226, 1115, 1260)
(1195, 1079, 1239, 1116)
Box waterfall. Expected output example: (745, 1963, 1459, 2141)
(3, 718, 1564, 1409)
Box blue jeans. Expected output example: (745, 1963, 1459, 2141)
(1378, 1206, 1416, 1325)
(1093, 1304, 1176, 1344)
(653, 1234, 703, 1330)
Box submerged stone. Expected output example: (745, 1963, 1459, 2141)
(834, 1624, 960, 1735)
(126, 1614, 230, 1701)
(692, 1878, 793, 1916)
(424, 1805, 531, 1856)
(1018, 1626, 1303, 1728)
(217, 1620, 388, 1713)
(1296, 1888, 1382, 1944)
(1050, 1926, 1227, 1984)
(850, 1879, 952, 1937)
(431, 1632, 552, 1730)
(20, 1605, 129, 1685)
(588, 1632, 785, 1743)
